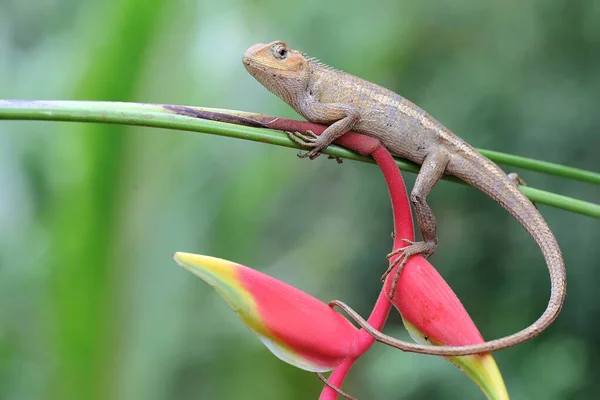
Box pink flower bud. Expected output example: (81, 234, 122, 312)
(387, 255, 509, 400)
(174, 252, 359, 372)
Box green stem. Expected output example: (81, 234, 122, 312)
(1, 100, 598, 218)
(479, 149, 600, 185)
(519, 186, 598, 217)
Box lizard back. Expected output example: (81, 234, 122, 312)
(306, 60, 471, 165)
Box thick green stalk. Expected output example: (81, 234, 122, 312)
(1, 100, 598, 218)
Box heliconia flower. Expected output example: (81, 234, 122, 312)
(174, 252, 360, 372)
(386, 254, 509, 400)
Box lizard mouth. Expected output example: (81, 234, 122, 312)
(242, 56, 253, 68)
(242, 56, 277, 78)
(242, 56, 259, 76)
(242, 44, 266, 71)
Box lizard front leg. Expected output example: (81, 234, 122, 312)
(288, 103, 359, 159)
(384, 149, 450, 298)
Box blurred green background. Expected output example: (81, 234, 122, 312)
(1, 0, 599, 399)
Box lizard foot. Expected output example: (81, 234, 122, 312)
(285, 130, 327, 160)
(299, 147, 326, 160)
(286, 130, 318, 146)
(382, 240, 437, 300)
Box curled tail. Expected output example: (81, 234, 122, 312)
(337, 154, 566, 357)
(445, 156, 566, 353)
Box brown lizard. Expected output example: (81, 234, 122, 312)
(242, 41, 566, 356)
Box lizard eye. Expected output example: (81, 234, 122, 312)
(271, 44, 288, 60)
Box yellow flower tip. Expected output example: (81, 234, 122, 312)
(174, 252, 237, 283)
(174, 252, 358, 373)
(403, 321, 509, 400)
(173, 252, 254, 320)
(463, 355, 510, 400)
(174, 252, 228, 271)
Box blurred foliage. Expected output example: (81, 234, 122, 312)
(0, 0, 598, 399)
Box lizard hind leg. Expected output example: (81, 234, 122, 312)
(384, 150, 450, 299)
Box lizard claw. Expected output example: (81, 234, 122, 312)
(327, 155, 343, 164)
(287, 130, 327, 159)
(386, 239, 415, 259)
(382, 240, 438, 299)
(286, 130, 319, 146)
(298, 146, 325, 159)
(308, 148, 324, 159)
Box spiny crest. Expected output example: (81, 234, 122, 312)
(303, 53, 341, 73)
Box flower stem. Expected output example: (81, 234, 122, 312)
(1, 100, 597, 217)
(319, 136, 415, 400)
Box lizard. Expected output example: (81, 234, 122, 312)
(242, 40, 566, 356)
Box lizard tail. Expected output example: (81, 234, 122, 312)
(341, 158, 568, 357)
(452, 156, 566, 353)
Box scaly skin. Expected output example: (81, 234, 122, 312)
(242, 41, 566, 356)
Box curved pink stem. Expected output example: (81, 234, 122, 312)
(319, 135, 415, 400)
(254, 117, 416, 399)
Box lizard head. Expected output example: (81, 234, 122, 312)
(243, 41, 310, 104)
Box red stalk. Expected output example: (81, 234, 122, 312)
(254, 116, 415, 398)
(321, 134, 414, 399)
(223, 115, 492, 398)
